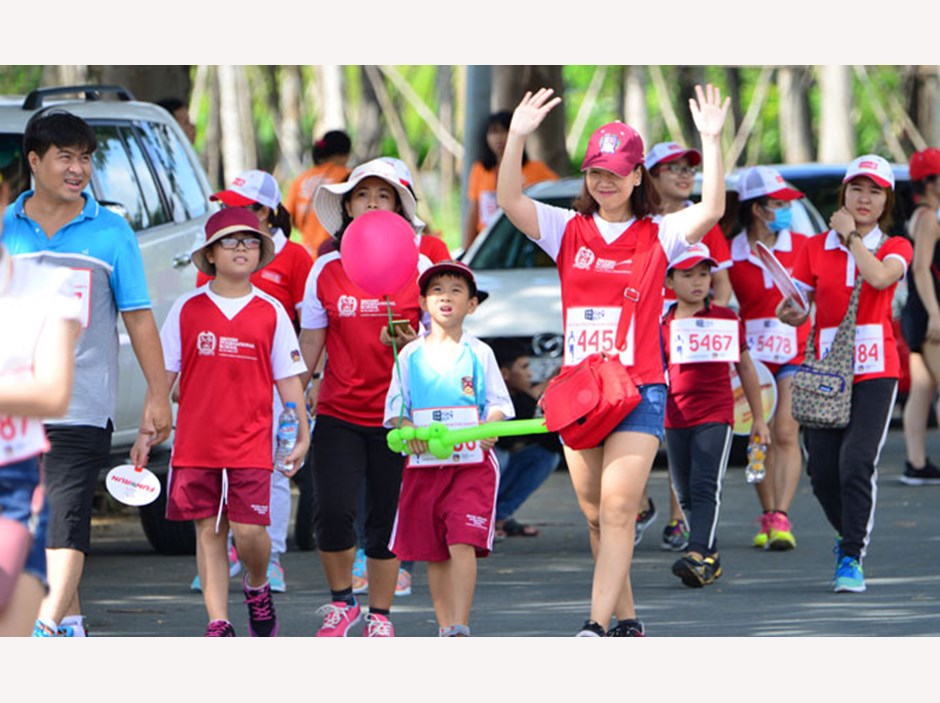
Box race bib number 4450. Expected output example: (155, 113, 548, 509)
(565, 307, 634, 366)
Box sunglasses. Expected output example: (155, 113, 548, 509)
(216, 236, 262, 250)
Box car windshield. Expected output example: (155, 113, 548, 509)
(0, 133, 30, 199)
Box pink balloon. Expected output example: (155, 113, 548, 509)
(340, 210, 419, 297)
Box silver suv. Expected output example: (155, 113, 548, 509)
(0, 85, 213, 554)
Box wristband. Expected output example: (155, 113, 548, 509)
(310, 372, 322, 380)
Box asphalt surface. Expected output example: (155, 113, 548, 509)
(80, 426, 940, 638)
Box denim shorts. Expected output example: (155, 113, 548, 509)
(611, 383, 667, 443)
(0, 457, 49, 585)
(775, 363, 799, 381)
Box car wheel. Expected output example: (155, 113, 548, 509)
(138, 470, 196, 555)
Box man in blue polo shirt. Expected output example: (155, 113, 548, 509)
(2, 109, 171, 637)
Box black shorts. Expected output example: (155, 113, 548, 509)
(901, 277, 940, 353)
(42, 423, 113, 553)
(311, 414, 404, 559)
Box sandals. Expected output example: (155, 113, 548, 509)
(497, 518, 539, 538)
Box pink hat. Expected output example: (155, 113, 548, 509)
(581, 122, 644, 177)
(909, 148, 940, 182)
(669, 242, 717, 271)
(843, 155, 895, 189)
(737, 166, 804, 201)
(191, 208, 275, 276)
(211, 170, 281, 211)
(645, 141, 701, 171)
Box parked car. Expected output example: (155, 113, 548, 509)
(0, 85, 214, 554)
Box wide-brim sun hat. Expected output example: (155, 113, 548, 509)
(645, 141, 702, 172)
(211, 169, 281, 211)
(191, 207, 275, 276)
(737, 165, 804, 201)
(313, 158, 418, 236)
(581, 121, 645, 177)
(843, 155, 895, 190)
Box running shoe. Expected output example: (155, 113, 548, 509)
(205, 619, 236, 637)
(363, 612, 395, 637)
(606, 618, 646, 637)
(267, 561, 286, 593)
(395, 567, 412, 597)
(900, 459, 940, 486)
(672, 554, 723, 588)
(834, 556, 866, 593)
(575, 620, 607, 637)
(833, 536, 844, 568)
(767, 512, 796, 551)
(752, 513, 772, 549)
(352, 548, 368, 595)
(661, 519, 690, 551)
(634, 498, 658, 546)
(243, 577, 279, 637)
(32, 620, 58, 637)
(439, 624, 471, 637)
(316, 600, 362, 637)
(56, 621, 87, 637)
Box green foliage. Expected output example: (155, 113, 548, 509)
(0, 67, 45, 95)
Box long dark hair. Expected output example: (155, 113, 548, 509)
(572, 165, 661, 219)
(479, 111, 530, 171)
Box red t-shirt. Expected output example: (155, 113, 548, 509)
(663, 224, 731, 304)
(662, 302, 746, 428)
(791, 229, 913, 382)
(728, 229, 811, 372)
(419, 233, 451, 263)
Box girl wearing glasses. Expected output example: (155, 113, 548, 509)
(727, 166, 811, 553)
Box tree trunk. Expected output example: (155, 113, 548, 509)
(96, 65, 191, 104)
(356, 65, 383, 165)
(278, 66, 304, 180)
(818, 65, 855, 163)
(436, 65, 455, 206)
(676, 66, 705, 146)
(217, 65, 253, 184)
(622, 66, 649, 143)
(204, 66, 223, 190)
(313, 65, 346, 139)
(912, 66, 940, 148)
(44, 66, 88, 88)
(777, 66, 814, 163)
(724, 67, 744, 143)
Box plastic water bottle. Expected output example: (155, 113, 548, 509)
(746, 436, 767, 484)
(274, 402, 300, 473)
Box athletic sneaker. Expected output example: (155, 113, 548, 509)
(833, 536, 844, 568)
(634, 498, 658, 546)
(205, 619, 236, 637)
(439, 624, 471, 637)
(752, 513, 772, 549)
(900, 459, 940, 486)
(363, 612, 395, 637)
(661, 519, 690, 551)
(395, 567, 412, 597)
(767, 512, 796, 551)
(352, 548, 368, 595)
(672, 554, 723, 588)
(267, 561, 286, 593)
(575, 620, 607, 637)
(834, 556, 866, 593)
(32, 619, 58, 637)
(190, 544, 242, 592)
(56, 621, 87, 637)
(316, 600, 362, 637)
(243, 577, 278, 637)
(606, 619, 645, 637)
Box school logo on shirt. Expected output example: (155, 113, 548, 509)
(260, 270, 284, 284)
(338, 295, 358, 317)
(462, 376, 474, 397)
(197, 331, 217, 355)
(574, 246, 595, 270)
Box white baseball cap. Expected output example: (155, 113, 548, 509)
(737, 166, 804, 202)
(645, 141, 701, 172)
(843, 155, 895, 190)
(669, 242, 717, 271)
(211, 170, 282, 211)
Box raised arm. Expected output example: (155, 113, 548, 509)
(496, 88, 562, 240)
(667, 84, 731, 244)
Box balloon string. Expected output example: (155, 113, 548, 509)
(387, 295, 407, 429)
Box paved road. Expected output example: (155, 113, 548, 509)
(81, 427, 940, 637)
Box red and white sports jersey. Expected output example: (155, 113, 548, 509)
(792, 228, 912, 382)
(162, 286, 306, 469)
(534, 202, 691, 386)
(301, 251, 427, 426)
(728, 229, 811, 371)
(663, 223, 732, 304)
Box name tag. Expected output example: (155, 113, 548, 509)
(0, 413, 48, 464)
(478, 191, 499, 228)
(819, 324, 885, 375)
(670, 317, 740, 363)
(409, 406, 482, 467)
(565, 306, 634, 366)
(745, 317, 798, 364)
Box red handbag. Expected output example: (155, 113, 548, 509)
(539, 230, 654, 450)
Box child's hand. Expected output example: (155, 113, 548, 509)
(689, 84, 730, 139)
(752, 419, 772, 448)
(509, 88, 561, 138)
(480, 436, 498, 451)
(406, 438, 429, 456)
(380, 323, 417, 347)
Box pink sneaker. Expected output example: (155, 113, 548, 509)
(315, 600, 362, 637)
(767, 512, 796, 551)
(752, 513, 772, 549)
(363, 612, 395, 637)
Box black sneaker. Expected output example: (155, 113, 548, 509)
(606, 618, 645, 637)
(900, 459, 940, 486)
(672, 554, 722, 588)
(575, 619, 607, 637)
(244, 577, 279, 637)
(634, 498, 658, 546)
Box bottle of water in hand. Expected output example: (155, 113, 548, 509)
(746, 435, 766, 484)
(275, 402, 300, 473)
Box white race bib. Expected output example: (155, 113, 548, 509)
(670, 317, 740, 363)
(564, 306, 634, 366)
(0, 413, 48, 464)
(409, 406, 483, 467)
(745, 317, 798, 365)
(819, 324, 885, 375)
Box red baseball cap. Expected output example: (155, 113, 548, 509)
(418, 260, 478, 297)
(909, 148, 940, 182)
(668, 242, 718, 271)
(581, 122, 644, 177)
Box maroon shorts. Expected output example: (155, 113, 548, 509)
(390, 451, 498, 562)
(166, 466, 272, 526)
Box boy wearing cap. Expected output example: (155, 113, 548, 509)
(384, 260, 514, 636)
(140, 208, 309, 636)
(662, 243, 769, 587)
